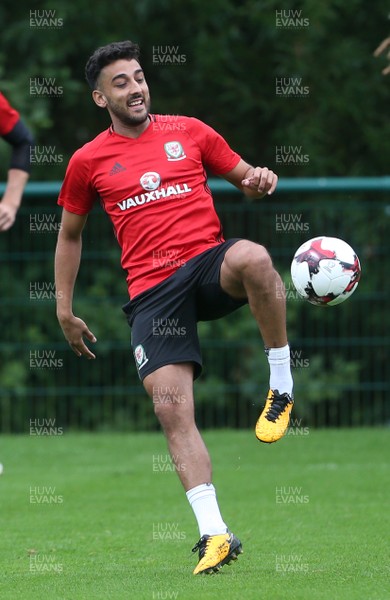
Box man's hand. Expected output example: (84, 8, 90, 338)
(0, 169, 29, 232)
(224, 160, 278, 199)
(0, 201, 18, 231)
(58, 314, 97, 359)
(241, 166, 278, 198)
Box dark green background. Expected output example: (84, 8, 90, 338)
(0, 0, 388, 431)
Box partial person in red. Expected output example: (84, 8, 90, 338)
(55, 41, 294, 575)
(373, 37, 390, 75)
(0, 93, 34, 231)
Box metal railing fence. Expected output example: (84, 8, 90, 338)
(0, 178, 388, 432)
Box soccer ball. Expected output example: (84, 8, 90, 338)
(290, 236, 361, 306)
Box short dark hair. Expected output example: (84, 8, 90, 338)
(85, 40, 141, 89)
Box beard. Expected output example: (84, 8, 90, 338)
(107, 95, 151, 127)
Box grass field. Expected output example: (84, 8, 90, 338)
(0, 428, 389, 600)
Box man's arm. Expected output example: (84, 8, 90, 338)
(0, 120, 35, 231)
(55, 208, 97, 359)
(222, 158, 278, 199)
(0, 169, 29, 230)
(373, 37, 390, 75)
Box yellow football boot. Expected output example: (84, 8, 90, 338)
(192, 532, 242, 575)
(256, 389, 294, 443)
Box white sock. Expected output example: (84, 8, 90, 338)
(186, 483, 228, 537)
(266, 344, 293, 396)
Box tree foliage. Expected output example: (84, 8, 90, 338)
(0, 0, 389, 431)
(1, 0, 389, 176)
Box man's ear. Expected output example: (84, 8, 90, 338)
(92, 89, 107, 108)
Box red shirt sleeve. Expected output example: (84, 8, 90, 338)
(58, 148, 97, 215)
(186, 117, 241, 175)
(0, 92, 20, 135)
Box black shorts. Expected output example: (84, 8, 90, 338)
(122, 239, 248, 381)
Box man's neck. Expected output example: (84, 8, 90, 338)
(111, 115, 151, 139)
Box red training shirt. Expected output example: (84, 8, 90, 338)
(0, 92, 20, 135)
(58, 115, 241, 299)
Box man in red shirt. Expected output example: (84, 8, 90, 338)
(55, 41, 294, 575)
(0, 93, 34, 231)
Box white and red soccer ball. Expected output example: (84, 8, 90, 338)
(290, 236, 361, 306)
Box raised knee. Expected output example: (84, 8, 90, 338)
(229, 241, 272, 273)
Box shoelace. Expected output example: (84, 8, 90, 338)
(192, 535, 209, 556)
(265, 393, 292, 422)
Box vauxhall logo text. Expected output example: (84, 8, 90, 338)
(117, 183, 192, 211)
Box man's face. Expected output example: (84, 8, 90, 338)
(94, 59, 151, 127)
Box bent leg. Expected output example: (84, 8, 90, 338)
(143, 362, 211, 491)
(220, 239, 287, 348)
(220, 239, 294, 441)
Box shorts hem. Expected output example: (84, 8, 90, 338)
(138, 357, 202, 382)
